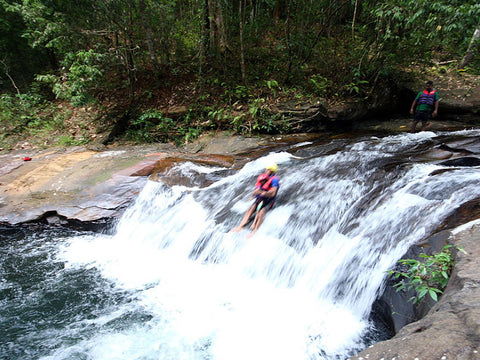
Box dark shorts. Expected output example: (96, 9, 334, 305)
(414, 111, 432, 123)
(255, 197, 275, 211)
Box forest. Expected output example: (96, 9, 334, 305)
(1, 0, 479, 149)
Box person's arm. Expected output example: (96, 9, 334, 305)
(432, 92, 439, 117)
(250, 186, 261, 199)
(432, 99, 439, 117)
(252, 187, 262, 197)
(410, 99, 417, 115)
(410, 92, 422, 114)
(256, 186, 277, 198)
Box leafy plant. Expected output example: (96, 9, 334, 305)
(0, 93, 45, 131)
(207, 108, 226, 122)
(266, 79, 279, 96)
(180, 127, 201, 144)
(221, 83, 249, 104)
(127, 109, 174, 143)
(248, 98, 265, 119)
(36, 49, 105, 106)
(344, 80, 369, 95)
(230, 113, 247, 133)
(389, 245, 466, 303)
(57, 135, 77, 147)
(308, 75, 329, 96)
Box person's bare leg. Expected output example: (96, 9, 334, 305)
(247, 208, 266, 238)
(411, 121, 418, 133)
(250, 209, 260, 230)
(231, 203, 256, 232)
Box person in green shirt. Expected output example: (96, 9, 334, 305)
(410, 80, 439, 133)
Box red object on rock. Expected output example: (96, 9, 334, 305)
(22, 157, 32, 161)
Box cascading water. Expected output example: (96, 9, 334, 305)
(2, 129, 480, 360)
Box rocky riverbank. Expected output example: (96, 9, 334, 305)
(350, 220, 480, 360)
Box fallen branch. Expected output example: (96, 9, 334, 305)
(1, 59, 21, 96)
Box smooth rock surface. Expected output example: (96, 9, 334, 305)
(0, 139, 249, 224)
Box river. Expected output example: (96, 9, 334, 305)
(1, 129, 480, 360)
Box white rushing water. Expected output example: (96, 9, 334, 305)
(52, 130, 480, 360)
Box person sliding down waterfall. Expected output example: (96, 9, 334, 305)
(231, 163, 279, 237)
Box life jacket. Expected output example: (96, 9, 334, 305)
(417, 89, 436, 107)
(256, 175, 279, 209)
(255, 174, 269, 188)
(260, 175, 278, 191)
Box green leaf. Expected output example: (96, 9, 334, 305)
(418, 288, 428, 299)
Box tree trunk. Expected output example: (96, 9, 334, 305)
(273, 0, 280, 26)
(124, 0, 137, 100)
(207, 0, 227, 53)
(239, 0, 246, 85)
(459, 25, 480, 69)
(207, 0, 216, 49)
(215, 0, 227, 52)
(138, 0, 160, 75)
(198, 0, 209, 79)
(0, 59, 21, 95)
(352, 0, 358, 37)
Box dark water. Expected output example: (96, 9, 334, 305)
(1, 129, 480, 360)
(0, 227, 140, 359)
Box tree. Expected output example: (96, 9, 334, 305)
(0, 0, 50, 92)
(459, 24, 480, 69)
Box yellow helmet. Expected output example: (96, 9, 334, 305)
(266, 163, 278, 173)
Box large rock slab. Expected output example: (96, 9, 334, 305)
(0, 144, 239, 225)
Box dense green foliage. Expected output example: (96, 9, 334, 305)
(0, 92, 99, 148)
(0, 0, 479, 147)
(389, 245, 466, 304)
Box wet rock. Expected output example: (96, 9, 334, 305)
(182, 132, 266, 155)
(351, 222, 480, 360)
(439, 197, 480, 231)
(439, 156, 480, 167)
(373, 230, 450, 334)
(438, 143, 475, 155)
(45, 214, 69, 226)
(417, 148, 453, 161)
(327, 101, 368, 123)
(441, 138, 480, 154)
(0, 141, 250, 225)
(151, 154, 235, 174)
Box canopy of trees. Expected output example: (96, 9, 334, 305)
(1, 0, 479, 96)
(0, 0, 479, 145)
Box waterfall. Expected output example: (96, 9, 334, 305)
(3, 130, 480, 360)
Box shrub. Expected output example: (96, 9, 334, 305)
(389, 245, 466, 303)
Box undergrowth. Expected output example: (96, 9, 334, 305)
(389, 245, 467, 304)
